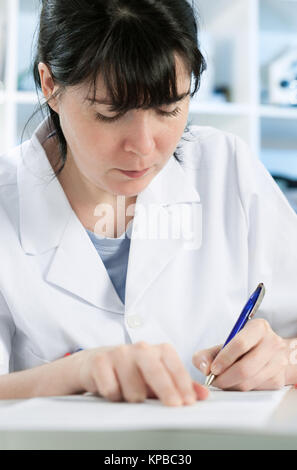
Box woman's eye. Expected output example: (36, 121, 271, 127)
(95, 113, 123, 123)
(95, 107, 181, 123)
(158, 107, 181, 118)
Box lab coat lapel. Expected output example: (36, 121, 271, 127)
(46, 210, 124, 313)
(125, 156, 201, 311)
(18, 117, 124, 313)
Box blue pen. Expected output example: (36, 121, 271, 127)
(205, 283, 266, 387)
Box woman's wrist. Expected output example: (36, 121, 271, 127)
(32, 351, 87, 397)
(0, 351, 87, 400)
(60, 350, 88, 396)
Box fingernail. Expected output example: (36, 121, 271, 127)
(199, 361, 208, 374)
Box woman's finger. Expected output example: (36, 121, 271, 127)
(212, 336, 281, 389)
(160, 343, 208, 405)
(92, 353, 123, 402)
(112, 347, 148, 403)
(210, 319, 271, 376)
(192, 381, 210, 400)
(192, 345, 222, 376)
(134, 343, 184, 407)
(243, 352, 288, 391)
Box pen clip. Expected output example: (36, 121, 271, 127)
(248, 283, 266, 320)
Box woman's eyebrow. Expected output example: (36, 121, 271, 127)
(86, 90, 190, 106)
(86, 97, 112, 106)
(87, 98, 112, 105)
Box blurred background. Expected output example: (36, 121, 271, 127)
(0, 0, 297, 210)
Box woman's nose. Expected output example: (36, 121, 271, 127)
(123, 111, 155, 157)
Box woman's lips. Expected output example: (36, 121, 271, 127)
(119, 168, 150, 179)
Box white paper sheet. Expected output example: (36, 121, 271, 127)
(0, 387, 290, 431)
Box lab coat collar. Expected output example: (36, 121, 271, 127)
(18, 116, 201, 312)
(18, 116, 73, 255)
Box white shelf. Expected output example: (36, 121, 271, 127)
(190, 102, 252, 116)
(0, 0, 296, 191)
(260, 105, 297, 119)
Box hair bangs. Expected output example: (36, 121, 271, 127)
(85, 19, 190, 113)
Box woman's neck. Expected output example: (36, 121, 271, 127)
(43, 137, 136, 238)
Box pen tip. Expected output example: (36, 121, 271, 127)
(205, 374, 215, 387)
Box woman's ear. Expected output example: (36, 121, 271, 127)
(38, 62, 60, 114)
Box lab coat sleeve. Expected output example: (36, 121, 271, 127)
(0, 290, 15, 375)
(234, 135, 297, 338)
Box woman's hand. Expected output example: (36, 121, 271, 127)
(77, 342, 209, 407)
(192, 319, 290, 391)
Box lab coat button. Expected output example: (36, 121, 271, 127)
(127, 315, 143, 329)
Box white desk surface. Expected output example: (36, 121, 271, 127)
(0, 388, 297, 450)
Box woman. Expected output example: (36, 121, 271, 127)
(0, 0, 297, 407)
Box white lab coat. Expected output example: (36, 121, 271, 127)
(0, 116, 297, 384)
